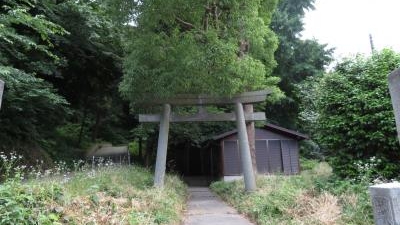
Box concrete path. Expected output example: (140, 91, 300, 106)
(183, 187, 254, 225)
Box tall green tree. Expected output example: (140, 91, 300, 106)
(266, 0, 333, 128)
(43, 0, 129, 144)
(119, 0, 283, 169)
(299, 49, 400, 178)
(0, 0, 69, 148)
(1, 0, 130, 161)
(120, 0, 282, 105)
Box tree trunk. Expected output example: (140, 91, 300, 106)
(92, 111, 102, 142)
(77, 104, 88, 146)
(144, 147, 150, 168)
(244, 104, 257, 174)
(144, 139, 153, 168)
(138, 137, 143, 164)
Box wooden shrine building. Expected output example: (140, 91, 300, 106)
(171, 124, 308, 185)
(214, 124, 308, 181)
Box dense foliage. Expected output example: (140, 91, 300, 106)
(0, 0, 69, 149)
(0, 68, 68, 146)
(45, 0, 130, 145)
(0, 0, 130, 161)
(266, 0, 333, 128)
(120, 0, 282, 104)
(299, 49, 400, 179)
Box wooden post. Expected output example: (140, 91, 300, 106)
(128, 150, 131, 165)
(388, 68, 400, 144)
(154, 104, 171, 188)
(186, 147, 190, 174)
(138, 137, 143, 163)
(210, 148, 214, 177)
(235, 102, 256, 192)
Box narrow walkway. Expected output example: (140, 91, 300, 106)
(183, 187, 254, 225)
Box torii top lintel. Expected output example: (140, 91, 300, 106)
(142, 90, 271, 106)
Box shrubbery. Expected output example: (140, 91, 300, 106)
(211, 161, 374, 225)
(299, 49, 400, 180)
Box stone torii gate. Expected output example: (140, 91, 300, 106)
(139, 90, 270, 192)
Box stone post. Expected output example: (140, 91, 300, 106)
(234, 102, 256, 192)
(154, 104, 171, 188)
(0, 79, 4, 110)
(369, 183, 400, 225)
(388, 68, 400, 144)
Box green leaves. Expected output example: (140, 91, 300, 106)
(0, 0, 80, 150)
(299, 49, 400, 178)
(0, 179, 64, 225)
(265, 0, 333, 128)
(120, 0, 280, 105)
(0, 66, 69, 145)
(0, 0, 68, 74)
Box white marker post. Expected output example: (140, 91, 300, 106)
(0, 79, 4, 110)
(388, 68, 400, 144)
(369, 183, 400, 225)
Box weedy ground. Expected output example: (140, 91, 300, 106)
(210, 161, 374, 225)
(0, 153, 187, 225)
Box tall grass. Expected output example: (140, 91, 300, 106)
(211, 161, 374, 225)
(0, 152, 187, 225)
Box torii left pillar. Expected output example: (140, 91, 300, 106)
(153, 104, 171, 187)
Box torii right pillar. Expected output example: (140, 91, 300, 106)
(235, 102, 256, 192)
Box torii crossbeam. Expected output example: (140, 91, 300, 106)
(139, 90, 271, 192)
